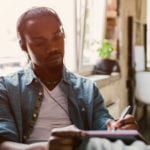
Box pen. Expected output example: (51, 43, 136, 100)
(119, 105, 132, 120)
(112, 105, 132, 131)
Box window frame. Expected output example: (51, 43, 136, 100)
(75, 0, 107, 75)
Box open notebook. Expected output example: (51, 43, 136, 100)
(80, 130, 147, 145)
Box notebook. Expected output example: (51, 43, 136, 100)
(80, 130, 147, 145)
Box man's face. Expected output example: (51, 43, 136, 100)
(23, 15, 65, 69)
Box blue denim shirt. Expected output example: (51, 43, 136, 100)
(0, 66, 113, 143)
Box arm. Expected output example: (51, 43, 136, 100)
(107, 105, 138, 130)
(0, 79, 47, 150)
(92, 83, 138, 130)
(0, 77, 20, 142)
(0, 141, 48, 150)
(0, 125, 82, 150)
(92, 82, 113, 130)
(49, 125, 82, 150)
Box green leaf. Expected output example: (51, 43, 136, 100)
(97, 39, 114, 58)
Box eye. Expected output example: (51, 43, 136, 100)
(51, 32, 64, 41)
(34, 42, 43, 47)
(33, 40, 46, 47)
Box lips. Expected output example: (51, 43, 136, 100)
(47, 53, 62, 60)
(45, 52, 63, 65)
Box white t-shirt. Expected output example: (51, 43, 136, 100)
(26, 83, 72, 143)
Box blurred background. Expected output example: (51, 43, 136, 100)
(0, 0, 149, 143)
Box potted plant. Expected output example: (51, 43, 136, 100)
(93, 39, 120, 75)
(97, 39, 114, 59)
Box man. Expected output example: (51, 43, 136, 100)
(0, 7, 138, 150)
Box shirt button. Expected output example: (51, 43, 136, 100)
(81, 107, 85, 111)
(38, 91, 42, 96)
(33, 113, 37, 118)
(35, 79, 39, 82)
(23, 135, 27, 140)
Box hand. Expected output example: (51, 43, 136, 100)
(48, 125, 82, 150)
(106, 114, 138, 130)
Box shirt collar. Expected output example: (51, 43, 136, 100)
(62, 66, 72, 85)
(24, 64, 37, 85)
(24, 64, 71, 86)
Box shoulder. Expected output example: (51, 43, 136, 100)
(65, 69, 97, 89)
(0, 67, 33, 87)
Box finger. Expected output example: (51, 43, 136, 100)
(124, 114, 134, 120)
(106, 119, 116, 130)
(106, 119, 112, 127)
(117, 119, 138, 130)
(50, 136, 81, 146)
(119, 123, 139, 130)
(51, 125, 82, 137)
(51, 125, 80, 133)
(50, 137, 75, 145)
(117, 115, 137, 127)
(49, 137, 79, 150)
(51, 130, 82, 137)
(50, 145, 74, 150)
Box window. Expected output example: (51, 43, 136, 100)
(147, 0, 150, 69)
(0, 0, 76, 75)
(0, 0, 108, 76)
(76, 0, 107, 75)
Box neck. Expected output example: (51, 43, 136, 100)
(32, 64, 63, 85)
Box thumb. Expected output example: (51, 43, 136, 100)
(106, 119, 117, 130)
(51, 125, 82, 137)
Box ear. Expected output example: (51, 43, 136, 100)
(19, 40, 27, 51)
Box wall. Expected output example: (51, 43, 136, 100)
(90, 0, 147, 120)
(95, 0, 137, 118)
(100, 78, 123, 118)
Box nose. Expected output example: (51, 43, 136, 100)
(45, 42, 58, 54)
(45, 47, 57, 55)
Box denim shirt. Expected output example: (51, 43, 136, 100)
(0, 66, 113, 143)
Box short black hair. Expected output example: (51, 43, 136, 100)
(17, 6, 62, 50)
